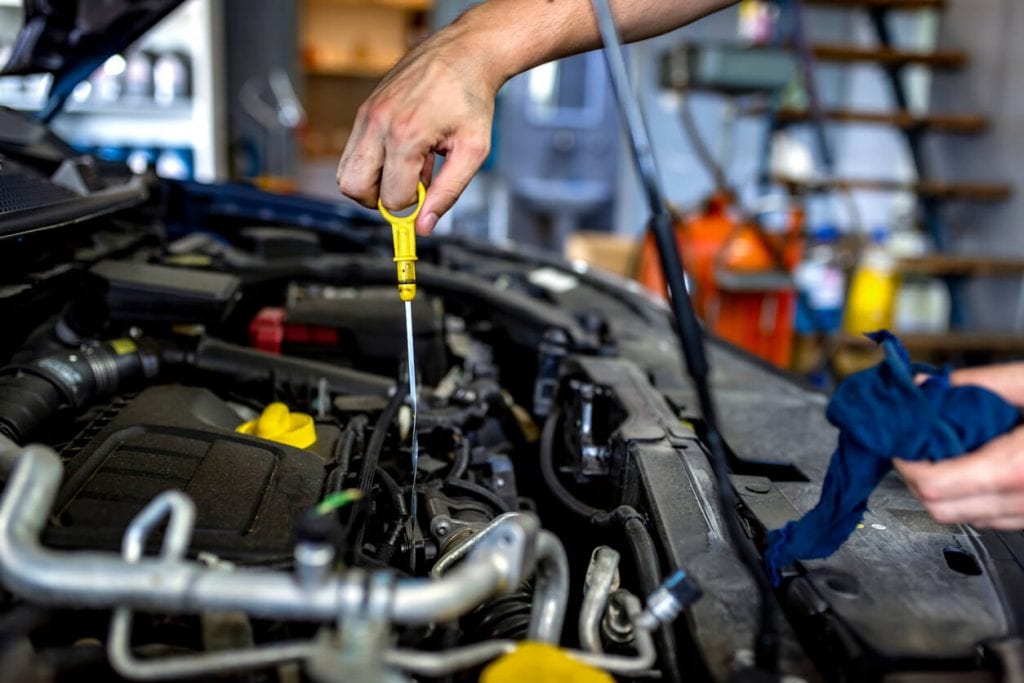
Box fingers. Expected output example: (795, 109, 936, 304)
(420, 152, 436, 188)
(380, 115, 432, 211)
(335, 32, 496, 230)
(894, 429, 1024, 501)
(337, 108, 487, 226)
(923, 492, 1024, 525)
(416, 133, 490, 235)
(894, 427, 1024, 530)
(338, 111, 433, 213)
(983, 516, 1024, 530)
(336, 105, 386, 209)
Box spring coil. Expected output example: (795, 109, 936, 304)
(462, 588, 534, 641)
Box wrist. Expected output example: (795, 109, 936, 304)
(442, 5, 522, 92)
(446, 1, 571, 93)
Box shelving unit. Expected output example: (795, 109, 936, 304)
(773, 0, 1014, 340)
(0, 0, 227, 181)
(804, 0, 944, 8)
(659, 0, 1021, 372)
(308, 0, 431, 8)
(899, 255, 1024, 277)
(304, 61, 397, 79)
(298, 0, 430, 84)
(808, 42, 966, 68)
(745, 105, 987, 132)
(836, 331, 1024, 354)
(773, 176, 1012, 202)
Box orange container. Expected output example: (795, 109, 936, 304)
(636, 193, 801, 368)
(637, 192, 735, 315)
(708, 286, 797, 367)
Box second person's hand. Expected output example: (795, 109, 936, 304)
(895, 425, 1024, 529)
(894, 362, 1024, 529)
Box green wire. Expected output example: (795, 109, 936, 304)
(316, 488, 363, 515)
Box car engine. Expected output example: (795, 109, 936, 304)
(2, 138, 1024, 681)
(0, 179, 722, 682)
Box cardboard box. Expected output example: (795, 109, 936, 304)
(564, 231, 640, 279)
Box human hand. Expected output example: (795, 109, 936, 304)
(894, 424, 1024, 529)
(335, 19, 504, 235)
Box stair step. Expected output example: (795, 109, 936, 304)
(759, 107, 987, 133)
(774, 176, 1012, 202)
(811, 43, 967, 68)
(804, 0, 944, 9)
(899, 255, 1024, 276)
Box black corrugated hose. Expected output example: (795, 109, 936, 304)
(357, 387, 405, 497)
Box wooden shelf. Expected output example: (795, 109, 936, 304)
(899, 255, 1024, 277)
(754, 107, 987, 134)
(810, 43, 967, 69)
(305, 0, 432, 9)
(774, 176, 1013, 202)
(305, 65, 389, 79)
(835, 332, 1024, 354)
(804, 0, 944, 9)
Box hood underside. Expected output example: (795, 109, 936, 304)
(3, 0, 184, 120)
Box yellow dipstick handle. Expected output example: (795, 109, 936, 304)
(378, 182, 425, 302)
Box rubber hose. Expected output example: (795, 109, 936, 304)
(357, 388, 405, 497)
(445, 434, 470, 482)
(539, 410, 605, 520)
(623, 514, 683, 683)
(375, 467, 408, 518)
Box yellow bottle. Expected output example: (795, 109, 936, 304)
(843, 230, 899, 334)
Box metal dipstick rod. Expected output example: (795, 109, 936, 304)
(378, 183, 424, 564)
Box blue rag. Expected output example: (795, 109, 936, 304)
(764, 331, 1020, 585)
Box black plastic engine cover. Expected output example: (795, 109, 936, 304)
(45, 385, 337, 564)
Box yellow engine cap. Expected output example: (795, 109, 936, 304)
(480, 642, 613, 683)
(236, 402, 317, 449)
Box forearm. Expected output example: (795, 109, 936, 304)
(953, 363, 1024, 407)
(450, 0, 735, 88)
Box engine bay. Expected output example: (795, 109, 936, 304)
(0, 148, 1023, 681)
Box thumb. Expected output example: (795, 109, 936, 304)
(416, 133, 490, 235)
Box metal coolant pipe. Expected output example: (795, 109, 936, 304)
(579, 546, 621, 654)
(0, 444, 536, 624)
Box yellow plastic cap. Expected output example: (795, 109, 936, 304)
(480, 642, 613, 683)
(236, 402, 317, 449)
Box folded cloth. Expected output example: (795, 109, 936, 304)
(764, 330, 1020, 585)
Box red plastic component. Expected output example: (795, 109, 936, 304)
(249, 307, 286, 354)
(284, 324, 310, 344)
(310, 326, 339, 346)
